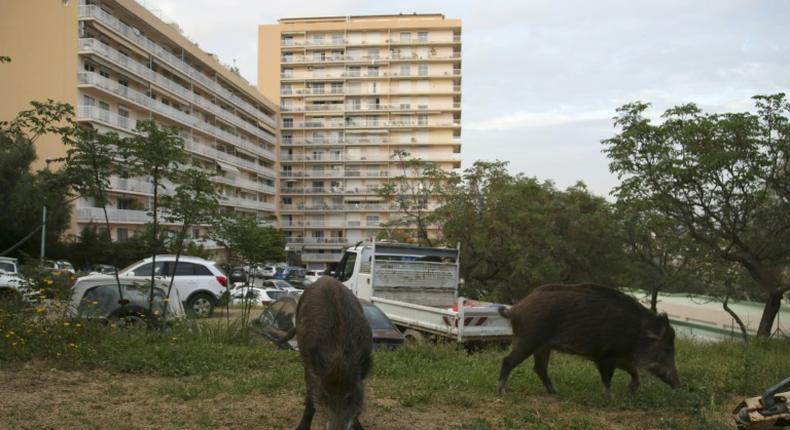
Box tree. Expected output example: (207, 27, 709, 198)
(118, 120, 186, 318)
(434, 161, 627, 303)
(603, 94, 790, 337)
(0, 101, 74, 259)
(61, 126, 126, 302)
(160, 166, 220, 317)
(376, 150, 445, 246)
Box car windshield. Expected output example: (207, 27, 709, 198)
(77, 283, 166, 317)
(0, 262, 16, 273)
(362, 304, 395, 330)
(272, 280, 291, 289)
(268, 290, 287, 301)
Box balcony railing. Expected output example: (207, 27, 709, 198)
(220, 195, 275, 211)
(280, 220, 348, 228)
(280, 203, 398, 211)
(79, 38, 276, 146)
(301, 253, 343, 262)
(77, 72, 275, 161)
(79, 5, 276, 128)
(212, 175, 276, 195)
(75, 207, 162, 224)
(280, 187, 379, 194)
(184, 140, 274, 177)
(280, 52, 461, 64)
(281, 138, 392, 146)
(286, 237, 349, 244)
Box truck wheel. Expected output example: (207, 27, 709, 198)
(187, 293, 215, 318)
(403, 329, 426, 344)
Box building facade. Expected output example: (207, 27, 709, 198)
(258, 14, 462, 269)
(0, 0, 279, 254)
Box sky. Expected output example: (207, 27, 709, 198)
(144, 0, 790, 197)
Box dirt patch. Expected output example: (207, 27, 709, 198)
(0, 365, 735, 429)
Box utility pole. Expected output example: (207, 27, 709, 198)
(40, 206, 46, 259)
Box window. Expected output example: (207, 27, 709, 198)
(400, 32, 411, 42)
(367, 48, 379, 59)
(192, 228, 200, 239)
(336, 252, 356, 282)
(116, 228, 128, 240)
(332, 34, 344, 45)
(400, 64, 410, 76)
(282, 134, 292, 144)
(331, 82, 343, 94)
(367, 66, 379, 77)
(283, 118, 293, 128)
(117, 76, 128, 87)
(418, 31, 428, 42)
(128, 262, 166, 277)
(348, 66, 361, 77)
(117, 198, 134, 210)
(98, 101, 110, 121)
(281, 84, 292, 95)
(83, 95, 95, 107)
(99, 69, 110, 79)
(366, 215, 379, 226)
(281, 35, 294, 46)
(282, 68, 293, 78)
(312, 67, 324, 78)
(83, 62, 95, 72)
(418, 114, 428, 125)
(172, 263, 212, 276)
(418, 64, 428, 76)
(118, 107, 129, 128)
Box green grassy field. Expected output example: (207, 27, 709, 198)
(1, 306, 788, 429)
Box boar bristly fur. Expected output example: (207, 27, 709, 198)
(295, 277, 373, 430)
(497, 283, 681, 396)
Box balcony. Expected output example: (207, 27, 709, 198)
(301, 253, 343, 262)
(212, 175, 276, 195)
(280, 203, 398, 212)
(77, 72, 275, 161)
(79, 5, 276, 128)
(184, 140, 274, 177)
(220, 195, 275, 211)
(280, 52, 461, 64)
(280, 220, 348, 228)
(79, 38, 276, 147)
(286, 237, 349, 245)
(75, 207, 161, 224)
(281, 137, 392, 146)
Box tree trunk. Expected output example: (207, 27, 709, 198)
(147, 174, 159, 322)
(162, 221, 189, 321)
(757, 289, 784, 337)
(723, 296, 749, 342)
(650, 288, 659, 312)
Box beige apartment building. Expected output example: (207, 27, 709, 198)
(258, 14, 462, 269)
(0, 0, 279, 254)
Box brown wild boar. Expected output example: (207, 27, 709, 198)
(497, 283, 681, 395)
(295, 277, 373, 430)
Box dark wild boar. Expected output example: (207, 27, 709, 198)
(295, 277, 373, 430)
(497, 283, 681, 395)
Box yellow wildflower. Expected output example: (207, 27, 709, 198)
(45, 279, 53, 285)
(63, 321, 70, 327)
(35, 306, 46, 314)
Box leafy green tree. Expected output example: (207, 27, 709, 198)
(160, 166, 220, 317)
(603, 94, 790, 337)
(435, 161, 627, 303)
(0, 101, 74, 259)
(118, 120, 186, 317)
(376, 150, 445, 246)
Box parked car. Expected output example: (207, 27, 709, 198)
(68, 275, 184, 326)
(228, 267, 248, 285)
(256, 263, 282, 279)
(261, 279, 302, 296)
(0, 257, 27, 300)
(117, 255, 228, 318)
(305, 270, 324, 284)
(231, 286, 289, 307)
(273, 266, 306, 285)
(88, 264, 118, 276)
(253, 296, 404, 350)
(43, 260, 76, 275)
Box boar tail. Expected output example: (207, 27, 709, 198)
(498, 306, 511, 319)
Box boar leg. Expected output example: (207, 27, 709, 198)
(533, 347, 557, 394)
(497, 338, 541, 395)
(622, 363, 640, 393)
(295, 396, 315, 430)
(595, 359, 616, 396)
(352, 417, 364, 430)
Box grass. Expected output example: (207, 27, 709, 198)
(1, 303, 788, 429)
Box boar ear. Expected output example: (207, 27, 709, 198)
(645, 314, 669, 340)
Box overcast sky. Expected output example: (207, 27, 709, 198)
(146, 0, 790, 197)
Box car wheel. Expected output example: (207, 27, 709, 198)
(187, 293, 215, 318)
(403, 329, 426, 344)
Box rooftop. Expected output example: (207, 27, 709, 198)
(278, 13, 447, 24)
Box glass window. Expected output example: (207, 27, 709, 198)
(400, 64, 410, 76)
(417, 31, 428, 42)
(116, 228, 128, 240)
(337, 252, 356, 282)
(367, 48, 379, 59)
(362, 303, 395, 330)
(400, 32, 411, 42)
(128, 261, 166, 277)
(283, 118, 293, 128)
(418, 64, 428, 76)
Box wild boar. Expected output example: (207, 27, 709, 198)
(295, 277, 373, 430)
(497, 283, 681, 395)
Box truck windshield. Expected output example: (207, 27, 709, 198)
(337, 252, 356, 282)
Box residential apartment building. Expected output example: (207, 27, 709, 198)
(258, 14, 462, 269)
(0, 0, 279, 254)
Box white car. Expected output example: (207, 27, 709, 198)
(261, 279, 302, 296)
(118, 255, 229, 318)
(0, 257, 27, 299)
(231, 287, 289, 307)
(68, 275, 184, 325)
(305, 270, 324, 284)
